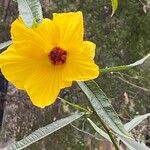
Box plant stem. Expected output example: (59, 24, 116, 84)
(58, 97, 90, 113)
(59, 97, 119, 149)
(97, 115, 120, 150)
(100, 65, 130, 74)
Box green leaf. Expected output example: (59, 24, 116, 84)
(124, 113, 150, 132)
(129, 53, 150, 67)
(88, 118, 150, 150)
(0, 40, 12, 51)
(77, 80, 127, 136)
(101, 53, 150, 74)
(31, 19, 38, 28)
(87, 118, 111, 142)
(17, 0, 43, 28)
(111, 0, 118, 16)
(2, 112, 84, 150)
(118, 134, 150, 150)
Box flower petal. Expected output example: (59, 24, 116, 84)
(53, 11, 83, 54)
(24, 67, 62, 108)
(63, 54, 99, 81)
(11, 18, 59, 59)
(0, 46, 63, 108)
(0, 46, 40, 89)
(61, 81, 72, 88)
(83, 41, 96, 59)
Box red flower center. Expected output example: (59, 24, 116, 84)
(49, 47, 67, 65)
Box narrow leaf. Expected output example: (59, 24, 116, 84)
(89, 118, 150, 150)
(17, 0, 43, 28)
(78, 80, 127, 136)
(129, 53, 150, 67)
(101, 53, 150, 74)
(118, 134, 150, 150)
(2, 112, 84, 150)
(87, 118, 111, 142)
(0, 40, 12, 51)
(124, 113, 150, 132)
(111, 0, 118, 16)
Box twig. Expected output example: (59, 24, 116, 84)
(139, 0, 146, 6)
(113, 75, 150, 92)
(70, 123, 104, 141)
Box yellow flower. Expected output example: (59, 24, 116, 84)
(0, 11, 99, 108)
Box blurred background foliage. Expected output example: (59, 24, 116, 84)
(0, 0, 150, 149)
